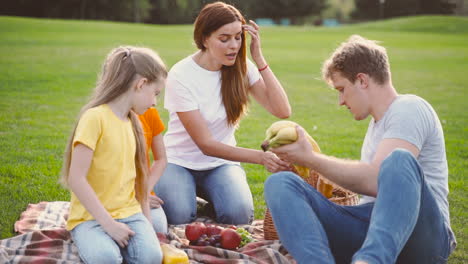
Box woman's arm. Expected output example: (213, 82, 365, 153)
(68, 143, 135, 247)
(177, 110, 289, 173)
(243, 20, 291, 118)
(148, 134, 166, 209)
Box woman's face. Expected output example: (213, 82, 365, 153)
(203, 21, 243, 69)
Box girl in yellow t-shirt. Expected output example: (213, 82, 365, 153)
(61, 46, 167, 264)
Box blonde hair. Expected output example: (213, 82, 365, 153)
(322, 35, 390, 85)
(61, 46, 167, 206)
(194, 1, 249, 126)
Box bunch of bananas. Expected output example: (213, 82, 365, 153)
(261, 120, 334, 198)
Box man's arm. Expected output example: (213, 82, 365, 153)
(272, 126, 420, 196)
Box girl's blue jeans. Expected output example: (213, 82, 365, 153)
(71, 212, 162, 264)
(265, 149, 456, 264)
(154, 163, 254, 225)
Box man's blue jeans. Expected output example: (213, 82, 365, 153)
(155, 163, 254, 225)
(265, 149, 456, 264)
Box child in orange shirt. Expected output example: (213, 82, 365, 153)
(139, 107, 168, 234)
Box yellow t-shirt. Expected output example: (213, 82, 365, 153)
(66, 104, 141, 230)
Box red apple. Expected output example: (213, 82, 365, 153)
(220, 228, 241, 250)
(206, 224, 224, 236)
(185, 222, 207, 241)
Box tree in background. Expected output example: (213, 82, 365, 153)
(352, 0, 456, 20)
(249, 0, 327, 24)
(146, 0, 251, 24)
(1, 0, 152, 22)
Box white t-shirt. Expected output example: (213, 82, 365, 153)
(163, 54, 261, 170)
(359, 95, 450, 225)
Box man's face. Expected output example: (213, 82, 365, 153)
(331, 72, 370, 121)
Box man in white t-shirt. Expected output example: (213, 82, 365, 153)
(265, 35, 456, 263)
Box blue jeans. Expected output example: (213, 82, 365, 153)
(150, 207, 168, 234)
(154, 163, 254, 225)
(71, 212, 162, 264)
(264, 149, 456, 264)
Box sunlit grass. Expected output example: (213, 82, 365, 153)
(0, 15, 466, 262)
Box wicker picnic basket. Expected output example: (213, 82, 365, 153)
(263, 170, 359, 240)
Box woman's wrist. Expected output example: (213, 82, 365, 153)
(258, 64, 269, 72)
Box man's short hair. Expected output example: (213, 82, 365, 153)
(322, 35, 390, 85)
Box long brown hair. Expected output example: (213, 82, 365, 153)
(194, 1, 249, 126)
(61, 46, 167, 206)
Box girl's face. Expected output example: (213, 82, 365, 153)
(203, 21, 243, 70)
(132, 78, 165, 115)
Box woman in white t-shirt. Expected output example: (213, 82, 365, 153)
(155, 1, 291, 225)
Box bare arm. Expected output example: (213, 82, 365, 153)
(272, 126, 420, 196)
(177, 110, 289, 173)
(243, 20, 291, 119)
(68, 144, 135, 247)
(148, 134, 166, 209)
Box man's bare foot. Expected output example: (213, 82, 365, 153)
(354, 261, 368, 264)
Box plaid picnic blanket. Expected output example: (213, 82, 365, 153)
(0, 202, 296, 264)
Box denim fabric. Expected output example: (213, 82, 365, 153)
(154, 163, 254, 225)
(150, 207, 168, 234)
(265, 149, 455, 264)
(71, 212, 162, 264)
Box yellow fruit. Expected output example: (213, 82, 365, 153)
(262, 121, 333, 198)
(161, 244, 189, 264)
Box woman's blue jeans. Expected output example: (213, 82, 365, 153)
(71, 212, 162, 264)
(264, 149, 456, 264)
(154, 163, 254, 225)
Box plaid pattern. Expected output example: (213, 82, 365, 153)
(0, 202, 296, 264)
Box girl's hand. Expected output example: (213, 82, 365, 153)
(243, 20, 264, 65)
(261, 151, 291, 173)
(149, 192, 164, 209)
(103, 220, 135, 248)
(271, 126, 313, 166)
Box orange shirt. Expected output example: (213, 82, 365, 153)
(138, 107, 165, 164)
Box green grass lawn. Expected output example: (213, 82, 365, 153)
(0, 15, 466, 262)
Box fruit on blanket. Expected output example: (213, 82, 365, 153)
(161, 244, 189, 264)
(261, 120, 334, 198)
(206, 224, 224, 236)
(185, 222, 207, 241)
(236, 227, 254, 247)
(220, 228, 241, 250)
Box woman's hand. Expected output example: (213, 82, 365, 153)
(103, 220, 135, 248)
(243, 20, 265, 66)
(261, 151, 291, 173)
(149, 192, 164, 209)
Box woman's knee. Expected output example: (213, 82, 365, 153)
(164, 203, 196, 225)
(216, 199, 254, 224)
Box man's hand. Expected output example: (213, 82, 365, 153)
(271, 126, 314, 167)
